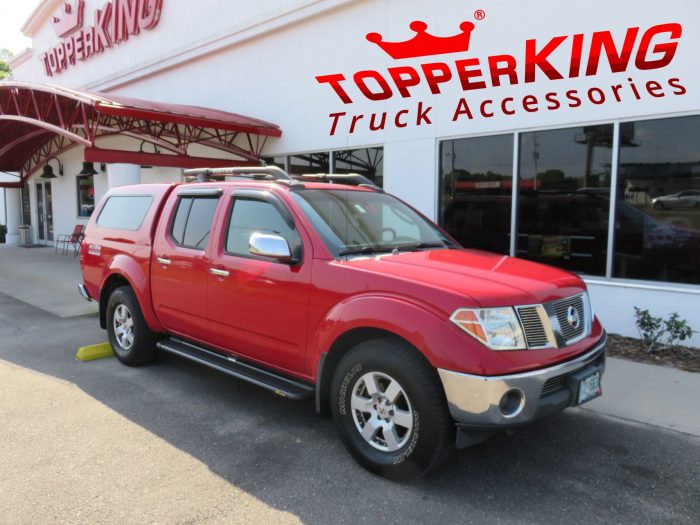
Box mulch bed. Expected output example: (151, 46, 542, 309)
(607, 333, 700, 373)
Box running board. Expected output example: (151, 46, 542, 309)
(156, 337, 314, 400)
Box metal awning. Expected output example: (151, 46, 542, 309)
(0, 82, 282, 187)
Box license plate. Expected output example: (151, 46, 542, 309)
(577, 371, 602, 405)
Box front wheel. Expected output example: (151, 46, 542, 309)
(330, 338, 454, 479)
(107, 286, 159, 366)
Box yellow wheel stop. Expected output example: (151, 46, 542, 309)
(76, 342, 114, 361)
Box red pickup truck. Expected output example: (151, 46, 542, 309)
(79, 166, 606, 479)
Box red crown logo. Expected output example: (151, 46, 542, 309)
(51, 1, 85, 38)
(366, 20, 475, 60)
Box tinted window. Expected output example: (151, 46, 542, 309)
(97, 196, 153, 230)
(439, 134, 514, 254)
(288, 152, 330, 175)
(518, 124, 613, 276)
(614, 115, 700, 285)
(226, 199, 297, 256)
(171, 196, 219, 250)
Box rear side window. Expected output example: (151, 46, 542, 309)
(97, 196, 153, 230)
(171, 196, 219, 250)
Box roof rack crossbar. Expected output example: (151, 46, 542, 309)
(183, 166, 293, 181)
(294, 173, 381, 190)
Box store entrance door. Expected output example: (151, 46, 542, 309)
(36, 182, 54, 243)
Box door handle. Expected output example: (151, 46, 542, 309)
(156, 257, 172, 265)
(209, 268, 230, 277)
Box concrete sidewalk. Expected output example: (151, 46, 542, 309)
(582, 357, 700, 437)
(0, 244, 97, 317)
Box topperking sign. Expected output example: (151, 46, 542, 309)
(41, 0, 163, 77)
(315, 13, 687, 136)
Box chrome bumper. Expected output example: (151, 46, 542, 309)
(438, 333, 607, 427)
(78, 282, 92, 302)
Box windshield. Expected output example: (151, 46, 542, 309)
(291, 189, 454, 257)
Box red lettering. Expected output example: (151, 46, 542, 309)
(416, 102, 432, 125)
(585, 28, 639, 76)
(488, 55, 518, 86)
(565, 89, 582, 107)
(316, 74, 353, 104)
(522, 95, 538, 112)
(635, 23, 682, 70)
(501, 97, 515, 115)
(83, 28, 95, 59)
(455, 58, 486, 90)
(627, 77, 641, 99)
(350, 114, 364, 133)
(65, 38, 75, 65)
(353, 70, 393, 101)
(668, 77, 686, 95)
(645, 80, 665, 97)
(420, 62, 452, 94)
(452, 98, 473, 121)
(94, 4, 113, 52)
(56, 43, 67, 72)
(525, 36, 566, 82)
(587, 87, 606, 104)
(116, 0, 140, 42)
(544, 92, 560, 110)
(611, 84, 623, 102)
(369, 112, 387, 131)
(328, 112, 346, 136)
(569, 34, 584, 77)
(388, 66, 421, 98)
(395, 109, 409, 128)
(479, 99, 494, 118)
(41, 53, 52, 76)
(139, 0, 163, 30)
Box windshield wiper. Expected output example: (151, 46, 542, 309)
(392, 242, 449, 252)
(338, 245, 396, 256)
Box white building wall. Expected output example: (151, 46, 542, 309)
(8, 0, 700, 344)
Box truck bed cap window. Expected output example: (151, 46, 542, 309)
(97, 195, 153, 230)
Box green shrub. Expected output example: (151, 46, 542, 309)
(633, 307, 694, 354)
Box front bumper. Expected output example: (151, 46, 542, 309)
(438, 332, 607, 429)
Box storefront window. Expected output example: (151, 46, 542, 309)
(439, 134, 513, 254)
(333, 147, 384, 187)
(77, 174, 95, 217)
(518, 125, 613, 275)
(614, 116, 700, 285)
(261, 155, 285, 169)
(287, 152, 330, 175)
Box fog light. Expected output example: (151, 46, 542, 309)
(499, 389, 525, 418)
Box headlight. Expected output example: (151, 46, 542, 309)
(450, 307, 526, 350)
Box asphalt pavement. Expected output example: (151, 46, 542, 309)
(1, 290, 699, 524)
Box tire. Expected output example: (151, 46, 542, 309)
(330, 338, 454, 480)
(106, 286, 159, 366)
(653, 201, 664, 210)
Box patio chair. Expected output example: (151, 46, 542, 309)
(55, 224, 85, 256)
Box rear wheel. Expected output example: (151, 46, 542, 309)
(330, 338, 454, 479)
(107, 286, 159, 366)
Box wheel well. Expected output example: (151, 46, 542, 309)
(99, 274, 131, 329)
(316, 328, 432, 417)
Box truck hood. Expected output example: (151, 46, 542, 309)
(342, 248, 585, 307)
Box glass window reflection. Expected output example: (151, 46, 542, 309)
(439, 134, 513, 254)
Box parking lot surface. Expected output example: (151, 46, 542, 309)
(1, 290, 699, 524)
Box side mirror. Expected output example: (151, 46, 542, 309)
(249, 232, 292, 262)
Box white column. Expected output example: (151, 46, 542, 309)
(5, 187, 22, 245)
(107, 163, 141, 188)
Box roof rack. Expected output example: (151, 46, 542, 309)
(182, 166, 381, 191)
(293, 173, 382, 190)
(183, 166, 294, 182)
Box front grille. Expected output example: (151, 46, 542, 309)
(516, 306, 549, 348)
(551, 294, 586, 343)
(541, 373, 568, 396)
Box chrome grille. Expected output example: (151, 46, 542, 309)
(516, 306, 549, 348)
(551, 294, 586, 343)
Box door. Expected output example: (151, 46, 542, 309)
(150, 190, 222, 342)
(207, 192, 311, 374)
(36, 182, 54, 242)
